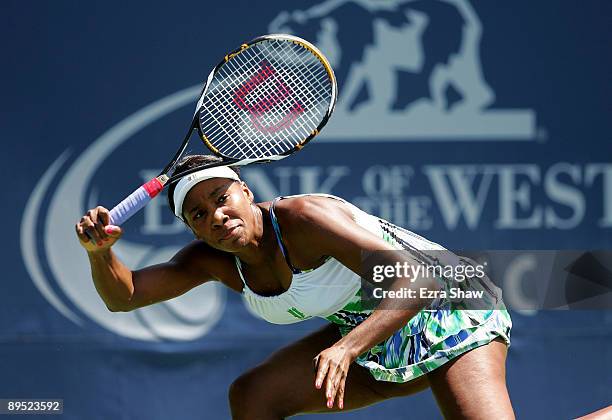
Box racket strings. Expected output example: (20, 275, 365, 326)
(201, 63, 265, 155)
(218, 48, 296, 156)
(199, 39, 333, 159)
(227, 50, 305, 154)
(203, 77, 267, 157)
(266, 40, 331, 112)
(263, 41, 329, 140)
(206, 45, 298, 155)
(258, 42, 328, 140)
(253, 41, 330, 139)
(199, 56, 269, 156)
(211, 41, 327, 152)
(201, 53, 277, 158)
(201, 91, 267, 158)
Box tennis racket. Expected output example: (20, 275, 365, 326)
(105, 33, 337, 227)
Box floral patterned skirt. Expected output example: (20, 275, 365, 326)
(327, 291, 512, 383)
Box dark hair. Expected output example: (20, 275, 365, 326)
(167, 155, 241, 218)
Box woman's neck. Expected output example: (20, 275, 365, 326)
(234, 203, 277, 266)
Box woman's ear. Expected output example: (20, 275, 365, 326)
(241, 181, 255, 203)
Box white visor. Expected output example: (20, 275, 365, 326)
(173, 166, 240, 221)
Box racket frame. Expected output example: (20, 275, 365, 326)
(99, 33, 337, 229)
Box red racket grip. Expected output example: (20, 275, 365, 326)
(108, 176, 168, 226)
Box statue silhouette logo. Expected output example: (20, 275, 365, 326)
(269, 0, 537, 141)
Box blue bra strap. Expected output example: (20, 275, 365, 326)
(234, 256, 247, 287)
(270, 197, 302, 274)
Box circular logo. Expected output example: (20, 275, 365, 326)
(21, 85, 226, 342)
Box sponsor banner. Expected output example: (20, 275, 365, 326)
(14, 0, 609, 342)
(3, 0, 611, 418)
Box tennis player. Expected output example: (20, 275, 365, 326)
(76, 154, 514, 419)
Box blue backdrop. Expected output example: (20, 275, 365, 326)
(2, 1, 611, 418)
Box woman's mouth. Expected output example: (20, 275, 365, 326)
(220, 226, 240, 241)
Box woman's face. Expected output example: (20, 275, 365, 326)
(181, 178, 258, 252)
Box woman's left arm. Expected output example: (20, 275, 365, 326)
(276, 197, 439, 410)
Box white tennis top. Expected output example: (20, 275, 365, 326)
(236, 194, 445, 324)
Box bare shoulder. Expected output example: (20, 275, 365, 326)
(269, 195, 395, 273)
(272, 195, 354, 227)
(271, 195, 381, 264)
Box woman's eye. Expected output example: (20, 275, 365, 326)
(218, 195, 228, 204)
(193, 210, 204, 220)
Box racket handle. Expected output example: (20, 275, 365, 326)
(108, 175, 169, 226)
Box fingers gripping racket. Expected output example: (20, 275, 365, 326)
(105, 34, 337, 227)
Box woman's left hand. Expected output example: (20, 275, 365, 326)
(313, 344, 357, 410)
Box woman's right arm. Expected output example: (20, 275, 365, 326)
(76, 206, 214, 312)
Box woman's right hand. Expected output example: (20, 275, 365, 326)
(75, 206, 122, 253)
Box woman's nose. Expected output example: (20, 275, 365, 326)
(212, 208, 229, 228)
